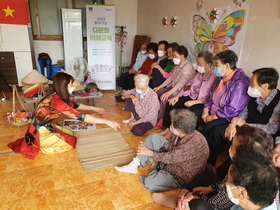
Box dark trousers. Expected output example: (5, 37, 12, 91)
(162, 96, 203, 128)
(207, 123, 232, 165)
(118, 72, 135, 90)
(124, 98, 154, 136)
(189, 199, 213, 210)
(203, 118, 229, 139)
(185, 157, 232, 191)
(152, 68, 166, 88)
(184, 169, 219, 191)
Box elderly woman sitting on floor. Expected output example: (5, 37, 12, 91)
(121, 74, 160, 136)
(115, 109, 209, 193)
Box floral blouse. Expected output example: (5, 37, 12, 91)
(34, 94, 86, 125)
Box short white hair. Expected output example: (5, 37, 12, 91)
(134, 74, 149, 86)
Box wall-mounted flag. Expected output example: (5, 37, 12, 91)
(0, 0, 30, 25)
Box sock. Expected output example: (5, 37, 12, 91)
(115, 157, 140, 174)
(155, 119, 163, 128)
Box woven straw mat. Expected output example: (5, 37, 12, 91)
(74, 127, 135, 172)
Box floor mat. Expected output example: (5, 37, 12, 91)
(74, 127, 135, 172)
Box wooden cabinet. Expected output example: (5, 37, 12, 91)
(0, 52, 18, 92)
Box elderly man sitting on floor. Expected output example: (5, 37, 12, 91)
(121, 74, 160, 136)
(115, 109, 209, 193)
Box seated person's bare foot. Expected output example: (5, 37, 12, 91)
(159, 128, 170, 136)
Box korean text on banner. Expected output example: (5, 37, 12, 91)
(86, 5, 115, 90)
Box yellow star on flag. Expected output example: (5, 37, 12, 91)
(3, 5, 15, 17)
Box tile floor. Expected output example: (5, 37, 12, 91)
(0, 90, 227, 210)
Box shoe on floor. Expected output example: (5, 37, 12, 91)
(116, 97, 125, 102)
(115, 95, 122, 98)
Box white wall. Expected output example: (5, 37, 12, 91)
(137, 0, 280, 80)
(105, 0, 138, 76)
(33, 1, 138, 78)
(33, 0, 280, 84)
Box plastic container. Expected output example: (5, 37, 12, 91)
(45, 60, 52, 78)
(51, 65, 64, 78)
(38, 59, 52, 78)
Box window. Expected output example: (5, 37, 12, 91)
(29, 0, 104, 40)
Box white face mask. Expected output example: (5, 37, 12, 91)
(136, 88, 148, 98)
(68, 86, 75, 94)
(136, 89, 142, 94)
(226, 184, 240, 205)
(141, 51, 147, 55)
(173, 58, 181, 65)
(229, 146, 234, 160)
(247, 86, 262, 98)
(196, 65, 205, 73)
(157, 50, 165, 57)
(148, 54, 155, 59)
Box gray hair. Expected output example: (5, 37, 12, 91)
(134, 74, 149, 86)
(170, 109, 197, 135)
(198, 51, 214, 65)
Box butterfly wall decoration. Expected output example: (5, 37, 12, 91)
(192, 9, 246, 57)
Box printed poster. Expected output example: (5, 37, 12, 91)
(86, 5, 115, 90)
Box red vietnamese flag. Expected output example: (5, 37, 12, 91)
(0, 0, 30, 25)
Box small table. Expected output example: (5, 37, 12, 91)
(23, 91, 103, 108)
(72, 92, 103, 106)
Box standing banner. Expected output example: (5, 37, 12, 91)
(86, 5, 115, 90)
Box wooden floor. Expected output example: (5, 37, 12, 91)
(0, 90, 228, 210)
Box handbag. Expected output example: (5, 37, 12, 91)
(7, 116, 41, 159)
(24, 127, 37, 145)
(24, 133, 35, 145)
